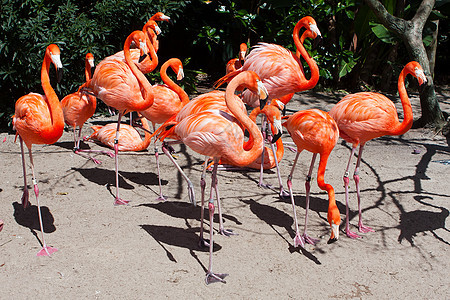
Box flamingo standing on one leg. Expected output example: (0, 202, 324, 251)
(155, 71, 268, 284)
(282, 109, 341, 247)
(61, 53, 114, 164)
(139, 58, 191, 202)
(225, 42, 248, 74)
(12, 44, 64, 256)
(83, 31, 154, 205)
(328, 61, 427, 239)
(215, 16, 321, 108)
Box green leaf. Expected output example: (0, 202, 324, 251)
(370, 22, 397, 44)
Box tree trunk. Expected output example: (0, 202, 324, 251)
(364, 0, 445, 129)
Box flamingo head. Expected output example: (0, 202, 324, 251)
(257, 79, 269, 110)
(407, 61, 427, 86)
(47, 44, 63, 82)
(86, 53, 95, 69)
(170, 58, 184, 81)
(130, 31, 148, 63)
(268, 106, 283, 143)
(239, 43, 248, 63)
(327, 204, 341, 244)
(150, 12, 171, 23)
(143, 20, 161, 36)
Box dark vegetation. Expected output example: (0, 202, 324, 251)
(1, 0, 449, 131)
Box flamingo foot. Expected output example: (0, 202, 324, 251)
(345, 228, 361, 239)
(359, 223, 375, 233)
(90, 157, 102, 165)
(287, 146, 297, 153)
(0, 220, 4, 232)
(198, 237, 210, 248)
(205, 272, 228, 285)
(258, 182, 273, 189)
(105, 151, 115, 158)
(293, 232, 305, 248)
(302, 233, 319, 245)
(219, 228, 237, 237)
(279, 188, 290, 198)
(37, 246, 58, 257)
(114, 197, 130, 206)
(21, 189, 30, 209)
(155, 195, 168, 202)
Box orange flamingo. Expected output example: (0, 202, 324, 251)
(85, 114, 151, 152)
(139, 58, 190, 201)
(225, 42, 248, 74)
(328, 61, 427, 239)
(84, 30, 154, 205)
(12, 44, 64, 256)
(215, 16, 321, 108)
(282, 109, 341, 247)
(145, 12, 170, 53)
(61, 53, 113, 164)
(157, 71, 268, 284)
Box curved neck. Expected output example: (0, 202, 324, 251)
(225, 73, 263, 166)
(144, 31, 159, 71)
(41, 51, 64, 131)
(124, 34, 154, 111)
(316, 153, 336, 211)
(293, 23, 319, 90)
(391, 69, 413, 135)
(85, 59, 92, 81)
(160, 59, 189, 105)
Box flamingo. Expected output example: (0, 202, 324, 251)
(214, 16, 321, 108)
(12, 44, 64, 256)
(156, 71, 268, 284)
(84, 30, 154, 205)
(61, 53, 114, 164)
(225, 42, 248, 74)
(328, 61, 427, 239)
(282, 109, 341, 247)
(145, 12, 170, 54)
(84, 114, 151, 152)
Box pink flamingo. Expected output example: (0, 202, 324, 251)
(12, 44, 64, 256)
(156, 71, 268, 284)
(215, 16, 321, 108)
(328, 61, 427, 238)
(83, 31, 154, 205)
(282, 109, 341, 247)
(61, 53, 114, 164)
(225, 42, 248, 74)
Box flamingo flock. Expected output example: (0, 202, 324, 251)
(9, 12, 428, 285)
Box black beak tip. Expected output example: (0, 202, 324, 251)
(272, 131, 282, 143)
(259, 98, 268, 110)
(138, 54, 148, 63)
(327, 237, 337, 244)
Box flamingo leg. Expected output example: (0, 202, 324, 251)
(270, 138, 289, 198)
(74, 126, 114, 164)
(258, 116, 271, 189)
(199, 157, 210, 248)
(213, 164, 236, 237)
(302, 153, 320, 245)
(28, 148, 57, 256)
(19, 137, 30, 209)
(113, 113, 129, 206)
(152, 123, 168, 202)
(205, 159, 228, 284)
(286, 151, 305, 248)
(161, 143, 196, 206)
(354, 145, 374, 234)
(343, 147, 360, 239)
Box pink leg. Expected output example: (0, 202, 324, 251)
(270, 140, 289, 198)
(154, 144, 168, 202)
(344, 147, 360, 239)
(28, 149, 57, 256)
(161, 143, 196, 206)
(354, 145, 374, 234)
(113, 114, 129, 206)
(302, 154, 319, 245)
(199, 157, 209, 248)
(73, 126, 114, 164)
(19, 137, 30, 209)
(287, 152, 305, 248)
(258, 116, 271, 189)
(205, 159, 228, 284)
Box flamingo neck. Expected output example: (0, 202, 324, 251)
(124, 34, 154, 111)
(85, 59, 92, 81)
(41, 51, 64, 134)
(144, 31, 159, 71)
(225, 73, 263, 166)
(160, 59, 189, 106)
(316, 154, 336, 211)
(293, 23, 319, 91)
(391, 69, 413, 135)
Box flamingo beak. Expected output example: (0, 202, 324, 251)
(139, 41, 148, 63)
(257, 80, 269, 110)
(88, 58, 95, 69)
(139, 54, 148, 63)
(51, 53, 63, 83)
(328, 223, 340, 244)
(177, 67, 184, 81)
(415, 67, 427, 85)
(272, 118, 283, 143)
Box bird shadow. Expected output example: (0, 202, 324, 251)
(12, 202, 56, 233)
(394, 195, 449, 246)
(138, 201, 241, 226)
(240, 198, 321, 264)
(53, 140, 93, 151)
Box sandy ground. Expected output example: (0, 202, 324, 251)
(0, 89, 449, 299)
